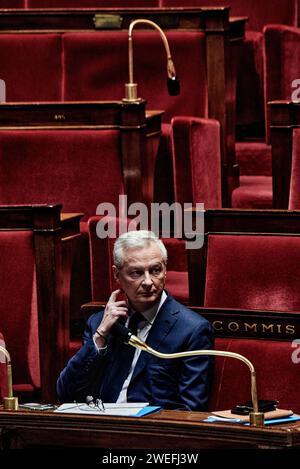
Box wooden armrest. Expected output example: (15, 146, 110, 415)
(61, 212, 84, 238)
(81, 301, 105, 316)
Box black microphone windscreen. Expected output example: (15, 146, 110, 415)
(110, 321, 132, 343)
(167, 76, 180, 96)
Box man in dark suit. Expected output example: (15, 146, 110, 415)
(57, 230, 214, 410)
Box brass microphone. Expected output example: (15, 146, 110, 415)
(0, 345, 18, 411)
(123, 18, 180, 103)
(111, 323, 264, 427)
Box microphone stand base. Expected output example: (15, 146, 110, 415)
(249, 411, 264, 426)
(3, 396, 18, 411)
(123, 83, 143, 103)
(122, 98, 143, 103)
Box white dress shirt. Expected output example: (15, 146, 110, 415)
(117, 290, 167, 403)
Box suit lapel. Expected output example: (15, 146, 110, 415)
(130, 295, 180, 382)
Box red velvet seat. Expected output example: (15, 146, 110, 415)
(171, 116, 221, 209)
(0, 34, 62, 102)
(208, 337, 300, 413)
(204, 234, 300, 311)
(187, 208, 300, 305)
(0, 230, 40, 400)
(0, 205, 81, 403)
(0, 129, 123, 220)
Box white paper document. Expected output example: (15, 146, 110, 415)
(55, 402, 160, 417)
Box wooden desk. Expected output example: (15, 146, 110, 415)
(0, 408, 299, 449)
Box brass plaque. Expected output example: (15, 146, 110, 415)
(93, 14, 123, 30)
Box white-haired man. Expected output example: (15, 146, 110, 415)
(57, 230, 214, 410)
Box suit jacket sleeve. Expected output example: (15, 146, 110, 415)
(177, 319, 214, 411)
(56, 312, 106, 403)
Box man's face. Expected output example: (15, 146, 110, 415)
(113, 242, 167, 312)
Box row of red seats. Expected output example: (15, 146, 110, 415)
(0, 12, 245, 212)
(1, 6, 300, 208)
(3, 0, 297, 137)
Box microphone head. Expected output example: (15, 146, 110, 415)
(167, 76, 180, 96)
(110, 321, 132, 343)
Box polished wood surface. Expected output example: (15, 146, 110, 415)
(0, 7, 244, 33)
(0, 408, 299, 449)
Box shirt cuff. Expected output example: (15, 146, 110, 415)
(93, 336, 108, 355)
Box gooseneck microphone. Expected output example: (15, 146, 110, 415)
(123, 18, 180, 102)
(110, 322, 264, 427)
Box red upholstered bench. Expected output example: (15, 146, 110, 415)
(192, 306, 300, 414)
(204, 234, 300, 311)
(0, 7, 245, 206)
(0, 205, 82, 403)
(0, 129, 123, 220)
(171, 116, 222, 210)
(188, 208, 300, 307)
(0, 34, 62, 102)
(208, 336, 300, 414)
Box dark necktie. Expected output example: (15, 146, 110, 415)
(100, 312, 145, 402)
(128, 311, 145, 335)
